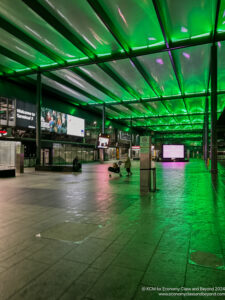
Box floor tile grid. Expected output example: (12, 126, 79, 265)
(6, 241, 84, 300)
(130, 229, 166, 300)
(59, 229, 139, 300)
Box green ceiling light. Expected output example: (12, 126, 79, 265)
(40, 63, 58, 68)
(97, 52, 112, 57)
(191, 33, 210, 39)
(15, 67, 31, 72)
(159, 0, 216, 43)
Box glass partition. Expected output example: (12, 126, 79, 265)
(0, 141, 18, 169)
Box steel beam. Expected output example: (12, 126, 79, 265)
(0, 16, 64, 64)
(0, 45, 36, 69)
(22, 0, 95, 59)
(116, 112, 208, 121)
(71, 68, 121, 103)
(134, 122, 203, 128)
(44, 72, 103, 104)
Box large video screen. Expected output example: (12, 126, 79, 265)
(163, 145, 184, 159)
(41, 108, 84, 137)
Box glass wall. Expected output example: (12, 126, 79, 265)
(52, 143, 96, 165)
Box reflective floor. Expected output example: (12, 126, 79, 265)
(0, 159, 225, 300)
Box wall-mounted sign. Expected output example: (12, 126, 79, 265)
(16, 100, 36, 129)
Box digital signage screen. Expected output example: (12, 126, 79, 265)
(163, 145, 184, 159)
(98, 135, 109, 148)
(16, 100, 36, 129)
(41, 108, 85, 137)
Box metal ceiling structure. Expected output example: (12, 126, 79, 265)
(0, 0, 225, 135)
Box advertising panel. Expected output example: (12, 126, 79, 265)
(41, 108, 85, 137)
(41, 108, 67, 134)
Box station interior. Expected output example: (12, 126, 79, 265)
(0, 0, 225, 299)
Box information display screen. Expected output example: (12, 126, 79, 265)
(98, 136, 109, 148)
(163, 145, 184, 159)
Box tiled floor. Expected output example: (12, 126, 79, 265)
(0, 159, 225, 300)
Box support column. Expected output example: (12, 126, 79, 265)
(211, 44, 218, 173)
(100, 103, 105, 162)
(130, 119, 132, 158)
(204, 97, 209, 164)
(36, 72, 42, 166)
(102, 103, 105, 134)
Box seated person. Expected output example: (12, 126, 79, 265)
(108, 162, 122, 177)
(73, 157, 82, 172)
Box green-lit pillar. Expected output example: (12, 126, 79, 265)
(36, 72, 42, 166)
(130, 119, 133, 158)
(211, 44, 217, 173)
(100, 103, 105, 162)
(102, 103, 105, 134)
(204, 97, 209, 164)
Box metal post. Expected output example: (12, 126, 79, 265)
(102, 103, 105, 134)
(100, 103, 105, 162)
(130, 119, 132, 158)
(211, 44, 218, 173)
(203, 120, 205, 161)
(36, 72, 42, 166)
(204, 97, 209, 164)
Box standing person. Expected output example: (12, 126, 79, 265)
(124, 155, 132, 176)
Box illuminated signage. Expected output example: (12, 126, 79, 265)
(41, 108, 85, 137)
(0, 130, 7, 137)
(98, 134, 110, 149)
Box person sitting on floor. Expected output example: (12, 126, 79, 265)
(73, 156, 82, 172)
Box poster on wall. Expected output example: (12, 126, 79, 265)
(16, 100, 36, 129)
